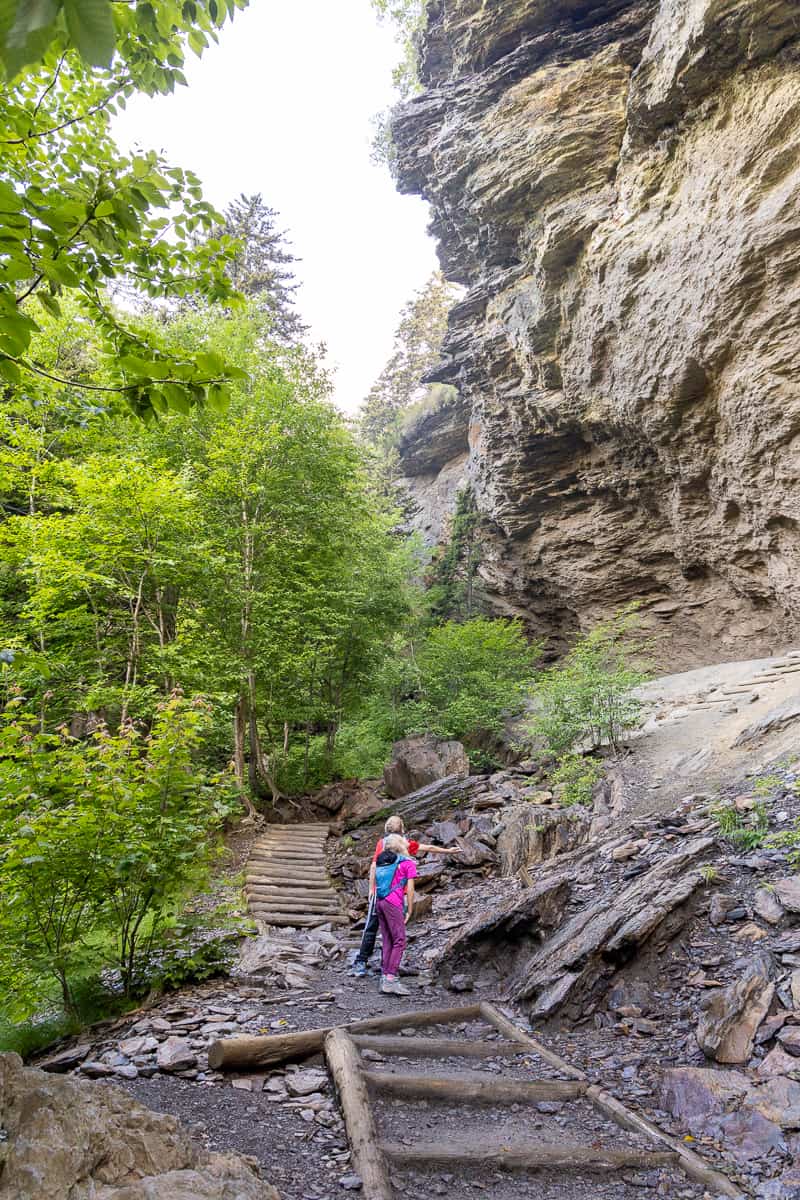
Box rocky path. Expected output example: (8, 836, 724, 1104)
(244, 824, 348, 928)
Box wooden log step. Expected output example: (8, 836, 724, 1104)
(248, 849, 326, 859)
(245, 876, 333, 890)
(250, 847, 326, 858)
(325, 1030, 393, 1200)
(248, 899, 342, 915)
(256, 836, 327, 846)
(251, 912, 349, 927)
(248, 893, 342, 910)
(351, 1035, 531, 1060)
(244, 884, 340, 902)
(364, 1071, 585, 1104)
(209, 1005, 483, 1071)
(381, 1141, 678, 1173)
(248, 852, 327, 865)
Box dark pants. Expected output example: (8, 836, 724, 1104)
(377, 898, 407, 976)
(355, 893, 379, 965)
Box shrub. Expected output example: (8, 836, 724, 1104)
(551, 754, 604, 807)
(0, 692, 231, 1020)
(530, 607, 650, 756)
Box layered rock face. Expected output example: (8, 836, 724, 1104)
(393, 0, 800, 664)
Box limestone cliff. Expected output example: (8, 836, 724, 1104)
(393, 0, 800, 665)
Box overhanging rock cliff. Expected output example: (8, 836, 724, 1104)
(393, 0, 800, 666)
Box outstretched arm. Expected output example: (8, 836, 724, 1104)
(416, 843, 465, 856)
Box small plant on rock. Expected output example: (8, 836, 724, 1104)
(712, 799, 769, 850)
(551, 754, 604, 808)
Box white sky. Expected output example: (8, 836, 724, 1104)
(113, 0, 438, 413)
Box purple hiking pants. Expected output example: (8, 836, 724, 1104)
(377, 897, 406, 976)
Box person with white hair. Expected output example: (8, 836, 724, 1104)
(373, 832, 416, 995)
(349, 814, 462, 978)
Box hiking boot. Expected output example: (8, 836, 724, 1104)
(351, 961, 368, 978)
(380, 977, 411, 996)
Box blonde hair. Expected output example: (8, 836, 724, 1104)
(384, 815, 404, 834)
(383, 833, 409, 856)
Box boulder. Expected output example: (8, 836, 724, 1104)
(495, 803, 591, 876)
(758, 1046, 800, 1079)
(0, 1052, 278, 1198)
(286, 1068, 328, 1097)
(755, 888, 786, 925)
(773, 877, 800, 914)
(696, 952, 774, 1063)
(383, 735, 469, 799)
(660, 1067, 786, 1164)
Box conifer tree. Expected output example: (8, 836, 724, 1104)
(222, 194, 307, 343)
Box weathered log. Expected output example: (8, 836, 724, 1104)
(208, 1004, 482, 1070)
(244, 881, 339, 897)
(249, 911, 348, 927)
(479, 1003, 587, 1081)
(345, 774, 482, 831)
(351, 1034, 529, 1059)
(246, 896, 342, 914)
(364, 1071, 585, 1104)
(475, 1005, 743, 1199)
(245, 887, 341, 905)
(381, 1141, 677, 1172)
(587, 1087, 745, 1199)
(325, 1029, 393, 1200)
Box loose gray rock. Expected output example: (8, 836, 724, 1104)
(156, 1036, 197, 1073)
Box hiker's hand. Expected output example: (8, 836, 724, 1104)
(447, 847, 466, 854)
(405, 910, 412, 924)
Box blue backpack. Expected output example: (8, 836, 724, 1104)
(375, 853, 404, 899)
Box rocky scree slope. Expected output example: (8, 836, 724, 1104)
(393, 0, 800, 666)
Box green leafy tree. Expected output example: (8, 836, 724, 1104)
(0, 690, 225, 1016)
(360, 272, 457, 453)
(408, 617, 538, 750)
(221, 194, 306, 343)
(531, 608, 651, 756)
(0, 0, 249, 417)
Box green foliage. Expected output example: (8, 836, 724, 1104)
(0, 692, 230, 1018)
(337, 618, 539, 774)
(0, 0, 250, 417)
(551, 754, 603, 808)
(220, 194, 306, 343)
(530, 607, 651, 756)
(370, 0, 427, 99)
(142, 916, 243, 992)
(359, 273, 458, 463)
(428, 486, 482, 621)
(753, 774, 790, 799)
(712, 799, 770, 850)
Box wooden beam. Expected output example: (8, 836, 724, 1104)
(479, 1002, 587, 1081)
(475, 1003, 744, 1199)
(245, 875, 332, 888)
(325, 1029, 393, 1200)
(587, 1086, 746, 1199)
(351, 1035, 530, 1060)
(249, 911, 349, 927)
(381, 1141, 678, 1172)
(208, 1004, 483, 1070)
(364, 1071, 585, 1104)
